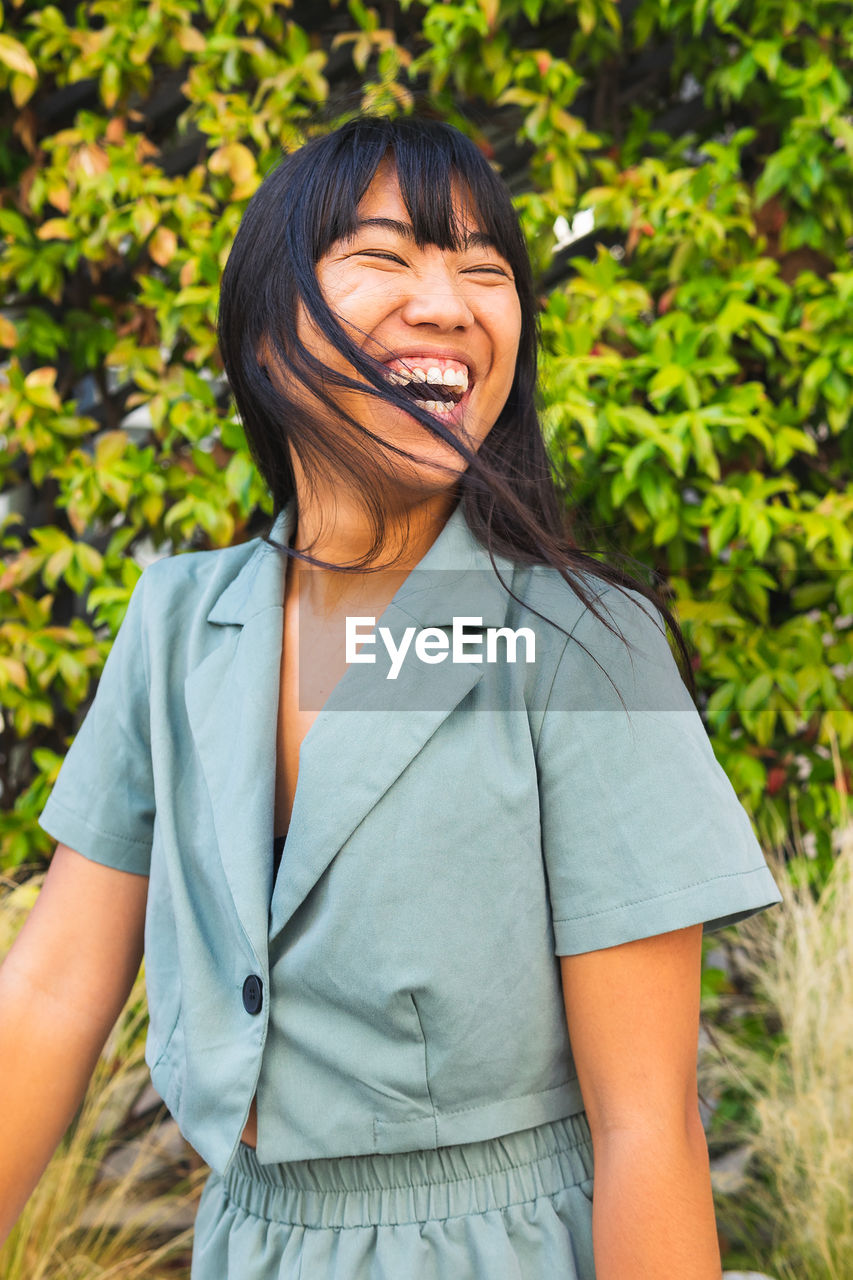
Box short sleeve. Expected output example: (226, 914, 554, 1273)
(38, 568, 154, 876)
(536, 584, 783, 955)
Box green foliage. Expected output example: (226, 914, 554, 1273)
(0, 0, 851, 885)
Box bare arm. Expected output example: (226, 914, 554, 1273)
(560, 923, 722, 1280)
(0, 843, 148, 1243)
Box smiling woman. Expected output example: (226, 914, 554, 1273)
(5, 114, 783, 1280)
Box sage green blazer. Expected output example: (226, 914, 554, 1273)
(39, 498, 782, 1175)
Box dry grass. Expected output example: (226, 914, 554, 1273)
(0, 874, 202, 1280)
(703, 819, 853, 1280)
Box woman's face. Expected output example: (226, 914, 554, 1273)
(294, 160, 523, 494)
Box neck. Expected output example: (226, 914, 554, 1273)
(287, 452, 461, 566)
(282, 478, 460, 619)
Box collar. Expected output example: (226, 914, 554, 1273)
(207, 496, 517, 629)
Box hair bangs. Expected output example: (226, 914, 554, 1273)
(296, 118, 525, 275)
(301, 123, 391, 263)
(392, 126, 521, 267)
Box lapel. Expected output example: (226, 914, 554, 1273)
(184, 496, 517, 956)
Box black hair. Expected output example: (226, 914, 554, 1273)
(216, 114, 696, 701)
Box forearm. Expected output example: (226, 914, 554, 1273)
(0, 848, 146, 1245)
(590, 1115, 722, 1280)
(0, 965, 111, 1242)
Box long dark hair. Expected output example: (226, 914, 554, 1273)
(216, 114, 696, 701)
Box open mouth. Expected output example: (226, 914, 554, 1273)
(381, 357, 472, 415)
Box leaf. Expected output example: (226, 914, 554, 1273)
(708, 505, 739, 556)
(834, 574, 853, 614)
(177, 24, 206, 53)
(688, 414, 721, 480)
(44, 545, 73, 587)
(727, 750, 767, 805)
(754, 147, 797, 207)
(638, 468, 671, 521)
(624, 439, 656, 483)
(652, 510, 680, 546)
(140, 491, 165, 524)
(740, 672, 774, 716)
(208, 143, 257, 196)
(95, 430, 129, 466)
(75, 542, 104, 577)
(100, 60, 121, 110)
(24, 367, 61, 408)
(71, 145, 109, 178)
(46, 183, 71, 214)
(11, 71, 37, 107)
(706, 683, 736, 725)
(131, 200, 160, 240)
(647, 364, 685, 405)
(752, 704, 778, 747)
(0, 656, 28, 692)
(610, 469, 635, 507)
(0, 33, 37, 79)
(149, 227, 178, 267)
(479, 0, 499, 32)
(36, 218, 73, 241)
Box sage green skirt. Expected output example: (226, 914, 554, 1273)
(190, 1113, 595, 1279)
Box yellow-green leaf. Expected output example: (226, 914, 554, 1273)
(0, 33, 37, 79)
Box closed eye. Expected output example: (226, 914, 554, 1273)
(356, 251, 407, 264)
(355, 252, 509, 278)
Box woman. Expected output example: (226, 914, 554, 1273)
(0, 116, 782, 1278)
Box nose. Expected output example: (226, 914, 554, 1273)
(398, 260, 475, 331)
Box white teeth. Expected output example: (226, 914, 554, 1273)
(385, 361, 470, 396)
(424, 400, 451, 414)
(444, 368, 470, 391)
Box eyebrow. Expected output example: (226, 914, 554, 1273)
(349, 217, 498, 251)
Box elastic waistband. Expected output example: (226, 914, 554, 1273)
(222, 1113, 594, 1229)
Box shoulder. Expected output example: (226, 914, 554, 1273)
(122, 533, 274, 687)
(135, 534, 266, 618)
(141, 534, 263, 590)
(511, 564, 689, 713)
(513, 562, 664, 647)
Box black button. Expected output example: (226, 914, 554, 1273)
(242, 974, 263, 1015)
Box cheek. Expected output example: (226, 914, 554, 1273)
(318, 261, 388, 311)
(509, 299, 523, 352)
(336, 281, 396, 325)
(294, 300, 348, 375)
(491, 298, 522, 378)
(496, 320, 522, 388)
(295, 299, 318, 351)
